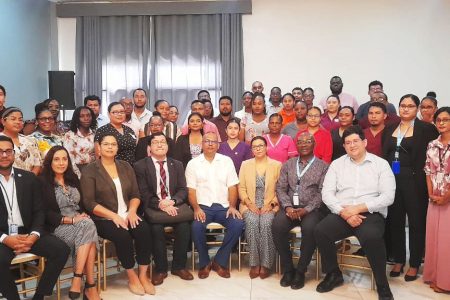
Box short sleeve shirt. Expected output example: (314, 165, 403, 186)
(0, 133, 42, 171)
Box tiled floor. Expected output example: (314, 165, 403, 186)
(48, 261, 450, 300)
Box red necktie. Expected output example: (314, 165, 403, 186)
(157, 161, 168, 199)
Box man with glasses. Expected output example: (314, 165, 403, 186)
(0, 135, 70, 300)
(134, 132, 194, 286)
(273, 132, 329, 289)
(315, 125, 395, 300)
(186, 132, 244, 279)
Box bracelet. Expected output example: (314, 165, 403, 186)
(72, 217, 74, 225)
(61, 216, 65, 225)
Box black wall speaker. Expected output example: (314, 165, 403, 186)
(48, 71, 75, 110)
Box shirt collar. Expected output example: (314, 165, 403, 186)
(76, 128, 94, 137)
(151, 156, 167, 164)
(347, 152, 374, 164)
(0, 169, 14, 181)
(199, 153, 221, 163)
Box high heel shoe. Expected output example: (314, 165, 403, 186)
(83, 282, 102, 300)
(389, 264, 404, 277)
(69, 273, 84, 299)
(404, 268, 418, 282)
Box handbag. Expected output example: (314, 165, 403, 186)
(145, 203, 194, 224)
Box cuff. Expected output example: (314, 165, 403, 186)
(0, 234, 8, 243)
(30, 231, 41, 238)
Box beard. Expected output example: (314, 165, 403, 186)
(0, 162, 14, 171)
(221, 111, 232, 116)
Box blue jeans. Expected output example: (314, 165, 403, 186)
(192, 204, 244, 268)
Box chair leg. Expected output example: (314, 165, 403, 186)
(96, 247, 101, 293)
(102, 241, 107, 291)
(238, 236, 241, 272)
(191, 242, 195, 272)
(371, 272, 375, 290)
(315, 249, 320, 281)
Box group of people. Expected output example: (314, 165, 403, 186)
(0, 78, 448, 300)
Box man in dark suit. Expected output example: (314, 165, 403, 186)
(134, 132, 193, 286)
(0, 135, 70, 300)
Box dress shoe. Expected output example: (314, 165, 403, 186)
(249, 266, 260, 279)
(211, 260, 230, 278)
(198, 262, 212, 279)
(404, 272, 418, 282)
(291, 271, 305, 290)
(151, 272, 167, 285)
(389, 264, 404, 277)
(259, 266, 270, 279)
(280, 271, 294, 287)
(128, 282, 145, 296)
(140, 276, 156, 295)
(172, 269, 194, 280)
(377, 284, 394, 300)
(316, 270, 344, 293)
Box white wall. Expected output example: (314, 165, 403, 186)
(58, 0, 450, 108)
(242, 0, 450, 107)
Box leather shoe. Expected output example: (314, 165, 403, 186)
(259, 266, 270, 279)
(172, 269, 194, 280)
(291, 271, 305, 290)
(280, 271, 294, 287)
(316, 270, 344, 293)
(198, 262, 212, 279)
(249, 266, 260, 279)
(211, 260, 230, 278)
(128, 282, 145, 296)
(389, 264, 404, 277)
(377, 284, 394, 300)
(151, 272, 167, 286)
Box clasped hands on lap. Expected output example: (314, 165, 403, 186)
(339, 203, 368, 228)
(159, 198, 178, 216)
(194, 206, 242, 223)
(111, 209, 142, 229)
(3, 234, 39, 254)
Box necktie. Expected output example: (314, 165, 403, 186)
(157, 161, 168, 199)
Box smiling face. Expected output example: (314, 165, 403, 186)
(419, 98, 437, 123)
(150, 135, 169, 158)
(149, 116, 164, 134)
(108, 103, 126, 125)
(168, 107, 179, 123)
(0, 140, 15, 171)
(343, 133, 367, 160)
(225, 121, 240, 139)
(434, 111, 450, 135)
(51, 149, 69, 176)
(99, 135, 118, 159)
(251, 138, 267, 159)
(155, 101, 170, 120)
(47, 100, 60, 119)
(2, 111, 24, 134)
(296, 132, 315, 157)
(37, 110, 55, 134)
(306, 108, 321, 128)
(202, 132, 219, 156)
(188, 114, 203, 132)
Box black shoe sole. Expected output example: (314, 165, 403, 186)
(316, 278, 344, 293)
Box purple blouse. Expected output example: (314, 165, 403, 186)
(218, 141, 253, 174)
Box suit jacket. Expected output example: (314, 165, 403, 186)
(238, 158, 282, 214)
(173, 134, 198, 169)
(39, 176, 84, 233)
(0, 168, 45, 237)
(80, 159, 141, 216)
(134, 157, 187, 213)
(135, 136, 176, 162)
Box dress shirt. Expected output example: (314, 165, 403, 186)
(132, 109, 152, 129)
(151, 156, 171, 200)
(185, 153, 239, 208)
(123, 117, 142, 138)
(0, 170, 40, 243)
(321, 152, 395, 218)
(267, 104, 283, 116)
(96, 114, 109, 128)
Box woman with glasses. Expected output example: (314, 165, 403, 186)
(30, 103, 63, 161)
(218, 118, 252, 174)
(0, 107, 41, 175)
(423, 107, 450, 293)
(174, 112, 204, 169)
(302, 87, 315, 110)
(240, 92, 269, 144)
(81, 134, 154, 296)
(383, 94, 439, 281)
(94, 102, 137, 165)
(264, 113, 297, 163)
(63, 106, 97, 173)
(296, 107, 332, 164)
(239, 136, 281, 279)
(330, 106, 355, 161)
(419, 96, 438, 124)
(23, 98, 69, 136)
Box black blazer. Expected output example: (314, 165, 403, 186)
(173, 134, 197, 169)
(134, 157, 187, 214)
(39, 177, 85, 233)
(0, 168, 45, 237)
(135, 136, 176, 162)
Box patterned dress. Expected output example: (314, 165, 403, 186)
(94, 124, 137, 165)
(30, 131, 63, 161)
(423, 137, 450, 290)
(53, 185, 99, 264)
(0, 133, 42, 171)
(244, 174, 276, 268)
(63, 129, 96, 167)
(241, 115, 269, 144)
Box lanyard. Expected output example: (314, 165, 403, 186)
(439, 145, 450, 170)
(395, 120, 414, 160)
(0, 178, 16, 222)
(296, 157, 315, 184)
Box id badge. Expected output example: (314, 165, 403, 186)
(392, 161, 400, 175)
(293, 192, 299, 207)
(9, 224, 18, 236)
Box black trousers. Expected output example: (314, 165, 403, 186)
(95, 219, 152, 269)
(0, 234, 70, 300)
(315, 213, 389, 288)
(388, 170, 428, 267)
(272, 208, 326, 273)
(151, 221, 190, 273)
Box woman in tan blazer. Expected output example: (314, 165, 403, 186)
(81, 134, 154, 296)
(239, 136, 282, 279)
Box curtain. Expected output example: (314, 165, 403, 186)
(76, 14, 243, 118)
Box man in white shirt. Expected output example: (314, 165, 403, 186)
(120, 97, 142, 138)
(0, 136, 70, 300)
(315, 125, 395, 300)
(131, 88, 153, 128)
(186, 132, 244, 279)
(319, 76, 359, 112)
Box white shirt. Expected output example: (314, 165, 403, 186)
(185, 153, 239, 208)
(234, 108, 251, 120)
(113, 178, 128, 219)
(151, 156, 171, 200)
(321, 152, 395, 218)
(97, 114, 109, 128)
(123, 117, 142, 138)
(132, 109, 152, 129)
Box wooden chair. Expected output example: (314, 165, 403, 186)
(11, 253, 45, 298)
(100, 239, 121, 291)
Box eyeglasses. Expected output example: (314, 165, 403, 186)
(0, 149, 15, 156)
(399, 104, 417, 110)
(307, 114, 320, 119)
(100, 142, 118, 147)
(344, 139, 363, 146)
(203, 140, 219, 145)
(435, 118, 450, 124)
(251, 144, 265, 150)
(151, 140, 168, 146)
(37, 117, 55, 123)
(297, 140, 313, 145)
(110, 111, 125, 115)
